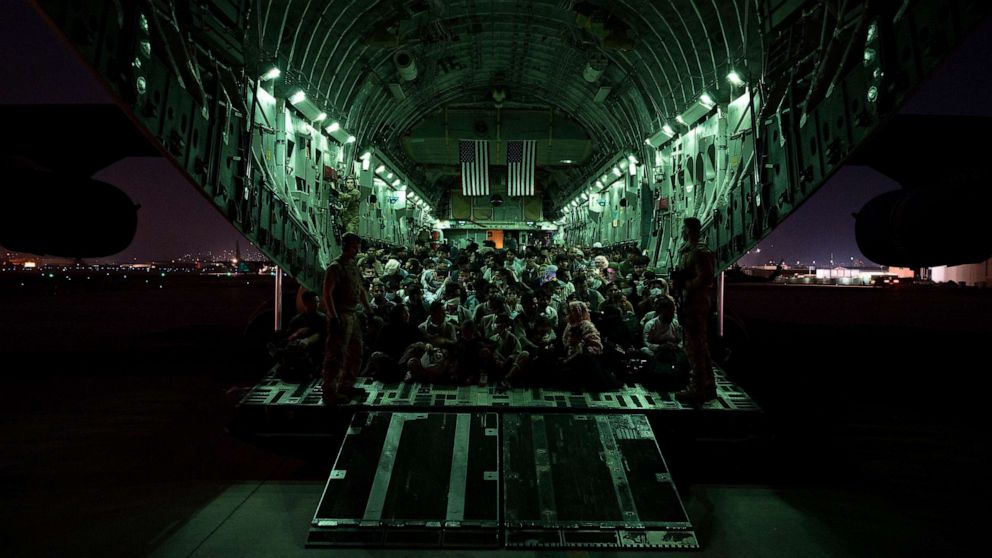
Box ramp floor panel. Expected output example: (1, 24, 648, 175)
(308, 411, 500, 548)
(308, 411, 697, 550)
(502, 413, 698, 549)
(240, 366, 758, 412)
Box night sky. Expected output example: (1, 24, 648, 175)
(2, 0, 990, 264)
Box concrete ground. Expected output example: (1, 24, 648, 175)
(2, 281, 988, 556)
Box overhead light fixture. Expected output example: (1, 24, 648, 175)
(583, 54, 607, 83)
(674, 94, 717, 126)
(289, 90, 306, 104)
(315, 112, 327, 122)
(360, 152, 371, 171)
(628, 154, 638, 164)
(326, 121, 340, 133)
(346, 135, 356, 143)
(360, 151, 371, 160)
(646, 123, 677, 147)
(375, 164, 386, 173)
(560, 159, 574, 164)
(612, 167, 622, 177)
(392, 179, 401, 186)
(727, 71, 745, 86)
(629, 162, 637, 176)
(260, 65, 280, 81)
(595, 179, 604, 189)
(386, 172, 394, 179)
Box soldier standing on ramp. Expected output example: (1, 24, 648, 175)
(321, 232, 372, 404)
(673, 217, 717, 407)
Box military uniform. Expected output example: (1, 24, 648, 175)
(677, 239, 716, 402)
(321, 255, 364, 403)
(338, 185, 361, 234)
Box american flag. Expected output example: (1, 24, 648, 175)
(459, 140, 490, 196)
(506, 140, 536, 196)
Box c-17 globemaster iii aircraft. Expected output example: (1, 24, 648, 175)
(4, 0, 990, 288)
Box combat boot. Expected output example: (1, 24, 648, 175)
(675, 374, 717, 407)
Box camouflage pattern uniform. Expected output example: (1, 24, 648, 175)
(338, 184, 361, 234)
(677, 239, 716, 402)
(321, 255, 364, 403)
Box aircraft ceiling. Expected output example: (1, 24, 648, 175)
(251, 0, 763, 206)
(28, 0, 990, 289)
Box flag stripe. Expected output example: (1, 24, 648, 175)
(460, 140, 490, 196)
(507, 140, 536, 196)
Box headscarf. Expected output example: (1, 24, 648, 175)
(562, 301, 603, 356)
(384, 258, 401, 275)
(565, 300, 591, 325)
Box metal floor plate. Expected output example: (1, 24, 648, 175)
(309, 411, 697, 550)
(241, 366, 758, 412)
(502, 413, 698, 549)
(308, 411, 501, 548)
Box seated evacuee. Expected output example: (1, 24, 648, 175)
(641, 296, 682, 360)
(419, 300, 457, 346)
(560, 300, 620, 391)
(492, 313, 529, 387)
(364, 303, 423, 382)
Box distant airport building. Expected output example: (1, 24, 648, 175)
(931, 259, 992, 287)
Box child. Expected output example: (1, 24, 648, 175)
(491, 313, 530, 387)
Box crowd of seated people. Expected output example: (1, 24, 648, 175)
(290, 239, 692, 393)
